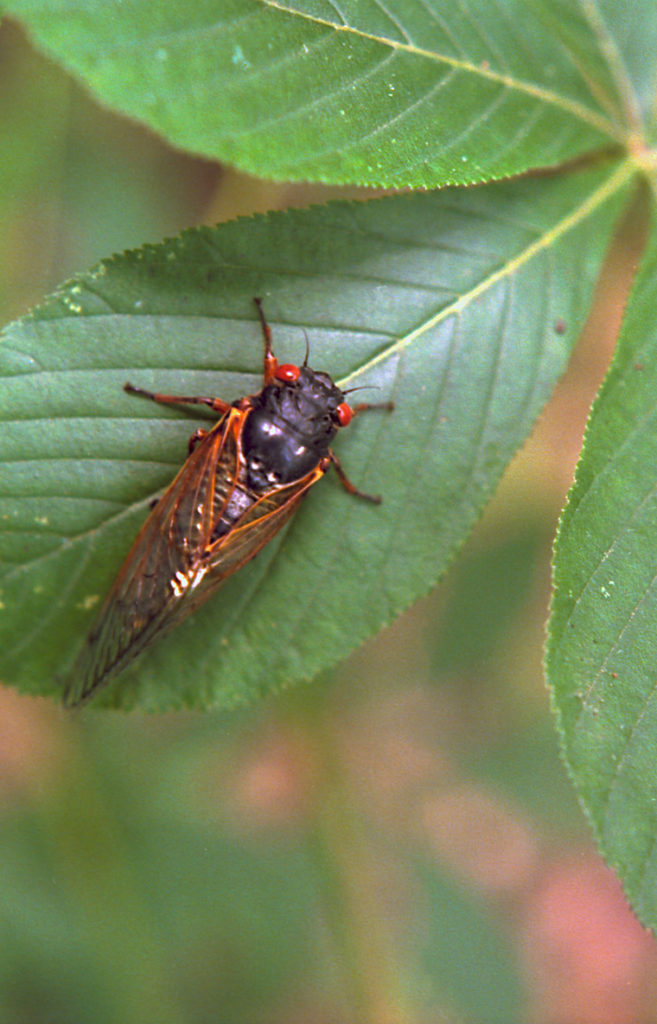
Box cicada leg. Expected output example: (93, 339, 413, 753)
(328, 451, 381, 505)
(350, 401, 395, 417)
(124, 383, 230, 453)
(254, 296, 278, 384)
(123, 382, 230, 415)
(329, 400, 394, 504)
(185, 428, 210, 454)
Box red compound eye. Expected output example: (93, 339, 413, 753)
(336, 402, 353, 427)
(275, 364, 300, 383)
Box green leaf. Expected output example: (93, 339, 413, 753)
(0, 159, 632, 710)
(584, 0, 657, 137)
(525, 0, 657, 135)
(548, 220, 657, 931)
(5, 0, 626, 187)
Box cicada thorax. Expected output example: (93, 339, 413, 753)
(240, 367, 347, 489)
(208, 365, 347, 545)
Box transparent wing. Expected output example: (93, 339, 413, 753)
(64, 410, 321, 707)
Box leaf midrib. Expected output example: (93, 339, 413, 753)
(261, 0, 621, 137)
(341, 157, 635, 387)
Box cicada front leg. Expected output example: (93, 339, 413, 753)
(123, 383, 231, 453)
(123, 382, 230, 415)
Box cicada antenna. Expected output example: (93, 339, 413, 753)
(341, 384, 379, 396)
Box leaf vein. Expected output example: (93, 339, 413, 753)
(260, 0, 618, 134)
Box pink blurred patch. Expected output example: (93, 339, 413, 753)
(0, 688, 67, 802)
(422, 784, 539, 892)
(524, 856, 657, 1024)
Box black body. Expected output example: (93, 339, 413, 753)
(241, 368, 345, 489)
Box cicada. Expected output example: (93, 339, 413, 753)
(63, 299, 392, 707)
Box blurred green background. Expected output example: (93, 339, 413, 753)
(2, 17, 656, 1024)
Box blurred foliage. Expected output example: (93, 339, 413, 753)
(0, 21, 219, 321)
(1, 13, 657, 1024)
